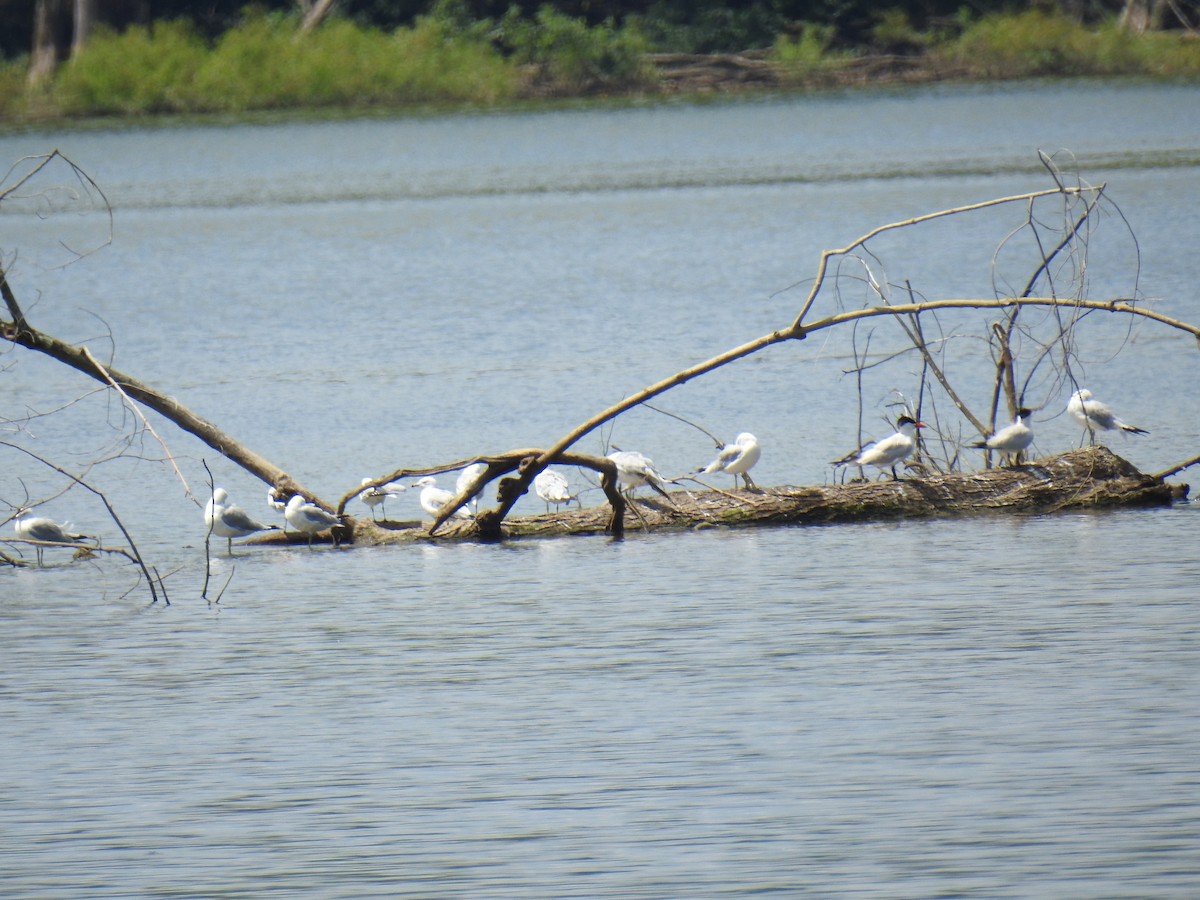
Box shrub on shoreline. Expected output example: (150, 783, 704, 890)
(4, 7, 1199, 124)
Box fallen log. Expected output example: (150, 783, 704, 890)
(274, 447, 1183, 546)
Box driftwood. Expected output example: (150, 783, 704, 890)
(5, 153, 1198, 564)
(265, 447, 1182, 546)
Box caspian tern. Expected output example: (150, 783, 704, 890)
(205, 487, 278, 553)
(973, 408, 1034, 465)
(697, 432, 761, 489)
(1067, 389, 1148, 439)
(833, 416, 926, 481)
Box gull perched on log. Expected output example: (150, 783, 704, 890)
(833, 416, 926, 481)
(415, 476, 473, 521)
(534, 469, 576, 512)
(13, 509, 91, 566)
(268, 487, 287, 514)
(359, 477, 406, 521)
(973, 408, 1034, 465)
(607, 449, 672, 499)
(697, 432, 760, 489)
(284, 494, 341, 547)
(455, 463, 488, 514)
(205, 488, 278, 553)
(1067, 389, 1148, 441)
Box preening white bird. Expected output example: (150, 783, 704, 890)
(267, 487, 289, 531)
(415, 476, 473, 520)
(973, 408, 1035, 464)
(205, 488, 277, 553)
(359, 477, 406, 521)
(284, 494, 342, 547)
(698, 432, 761, 489)
(1068, 389, 1148, 439)
(534, 468, 576, 512)
(607, 449, 671, 499)
(833, 416, 926, 481)
(13, 509, 90, 566)
(455, 463, 488, 513)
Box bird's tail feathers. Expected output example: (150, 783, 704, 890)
(1121, 424, 1149, 435)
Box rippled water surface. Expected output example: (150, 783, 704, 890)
(3, 81, 1200, 896)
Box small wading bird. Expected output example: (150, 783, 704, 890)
(455, 463, 488, 514)
(606, 449, 672, 499)
(414, 476, 473, 521)
(1067, 389, 1148, 441)
(534, 468, 576, 512)
(13, 509, 91, 566)
(359, 477, 406, 521)
(205, 488, 278, 553)
(284, 494, 342, 547)
(973, 408, 1035, 465)
(833, 415, 926, 481)
(696, 432, 761, 490)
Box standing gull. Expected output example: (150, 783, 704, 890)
(456, 463, 488, 514)
(833, 416, 926, 481)
(697, 432, 761, 489)
(607, 449, 671, 499)
(284, 494, 342, 547)
(1067, 389, 1148, 441)
(415, 476, 473, 521)
(534, 469, 576, 512)
(13, 509, 90, 566)
(359, 478, 406, 521)
(973, 408, 1035, 465)
(205, 488, 277, 553)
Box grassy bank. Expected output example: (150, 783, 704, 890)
(2, 7, 1199, 123)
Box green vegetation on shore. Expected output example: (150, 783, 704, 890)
(3, 6, 1199, 123)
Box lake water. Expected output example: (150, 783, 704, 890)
(3, 80, 1200, 896)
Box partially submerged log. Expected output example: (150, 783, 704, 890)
(290, 447, 1183, 546)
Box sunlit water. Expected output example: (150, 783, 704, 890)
(3, 81, 1200, 896)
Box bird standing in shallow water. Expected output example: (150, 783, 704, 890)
(205, 488, 277, 553)
(13, 509, 90, 566)
(415, 476, 473, 521)
(534, 469, 576, 512)
(607, 449, 672, 499)
(833, 416, 926, 481)
(973, 408, 1035, 466)
(284, 494, 341, 547)
(697, 432, 761, 489)
(1067, 389, 1148, 441)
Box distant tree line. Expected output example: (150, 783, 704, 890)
(4, 0, 1192, 83)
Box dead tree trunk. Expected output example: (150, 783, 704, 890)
(328, 447, 1183, 545)
(29, 0, 66, 86)
(1, 265, 335, 520)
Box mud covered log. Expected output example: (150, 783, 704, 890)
(324, 447, 1183, 546)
